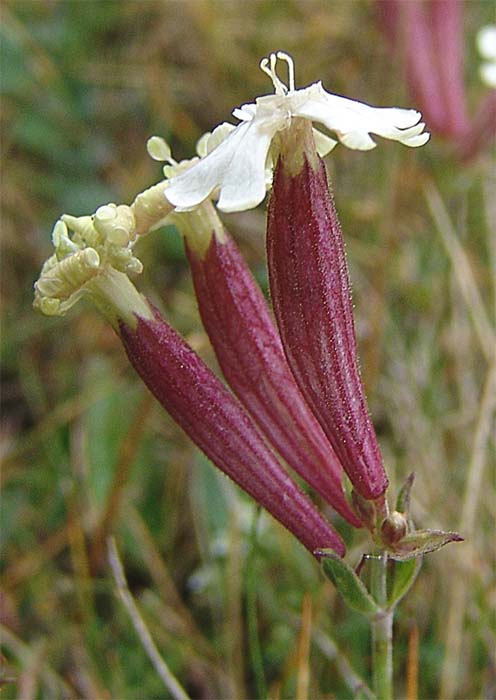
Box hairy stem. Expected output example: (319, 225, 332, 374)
(370, 552, 393, 700)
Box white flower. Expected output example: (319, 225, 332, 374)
(477, 25, 496, 88)
(165, 51, 430, 213)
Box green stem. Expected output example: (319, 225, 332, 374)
(370, 552, 393, 700)
(245, 508, 267, 700)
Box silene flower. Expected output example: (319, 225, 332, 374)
(34, 51, 457, 564)
(32, 56, 466, 689)
(165, 51, 429, 213)
(138, 138, 360, 527)
(164, 53, 429, 505)
(33, 203, 346, 558)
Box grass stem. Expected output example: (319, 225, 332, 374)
(107, 538, 190, 700)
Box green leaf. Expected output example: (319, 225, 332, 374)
(388, 558, 421, 608)
(319, 551, 380, 618)
(387, 529, 464, 561)
(395, 472, 415, 514)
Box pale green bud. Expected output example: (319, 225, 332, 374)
(52, 220, 80, 259)
(131, 181, 173, 235)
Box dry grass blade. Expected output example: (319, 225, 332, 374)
(126, 506, 216, 657)
(89, 391, 154, 571)
(0, 625, 74, 698)
(460, 357, 496, 536)
(299, 619, 374, 698)
(15, 638, 46, 700)
(107, 538, 190, 700)
(406, 623, 419, 700)
(424, 183, 495, 362)
(2, 527, 68, 592)
(483, 173, 496, 320)
(225, 505, 245, 700)
(440, 358, 496, 698)
(2, 377, 123, 475)
(295, 593, 312, 700)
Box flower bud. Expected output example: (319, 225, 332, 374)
(381, 511, 408, 546)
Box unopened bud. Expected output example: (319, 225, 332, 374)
(381, 511, 408, 546)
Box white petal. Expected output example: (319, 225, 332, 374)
(216, 118, 278, 212)
(312, 128, 338, 156)
(196, 122, 236, 158)
(195, 132, 210, 158)
(232, 102, 257, 121)
(165, 132, 240, 210)
(166, 114, 279, 212)
(293, 83, 429, 150)
(338, 131, 377, 150)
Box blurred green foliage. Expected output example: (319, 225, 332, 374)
(1, 2, 494, 699)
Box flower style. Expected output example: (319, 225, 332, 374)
(165, 51, 429, 213)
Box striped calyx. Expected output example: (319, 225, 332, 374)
(267, 119, 389, 500)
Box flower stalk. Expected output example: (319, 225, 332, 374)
(370, 553, 393, 700)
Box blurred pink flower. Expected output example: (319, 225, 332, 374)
(377, 0, 496, 158)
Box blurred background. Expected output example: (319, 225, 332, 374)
(1, 1, 495, 698)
